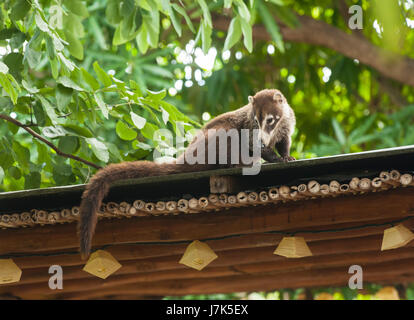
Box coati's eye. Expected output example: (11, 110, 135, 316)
(266, 117, 274, 125)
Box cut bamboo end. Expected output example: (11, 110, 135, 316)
(329, 180, 340, 194)
(400, 174, 414, 187)
(307, 180, 320, 196)
(198, 197, 215, 211)
(218, 194, 228, 206)
(371, 177, 383, 189)
(188, 198, 199, 211)
(339, 184, 351, 194)
(145, 202, 156, 215)
(290, 186, 306, 200)
(48, 212, 61, 224)
(298, 184, 312, 196)
(259, 191, 269, 202)
(166, 201, 179, 215)
(380, 171, 399, 187)
(118, 202, 131, 216)
(349, 177, 361, 192)
(20, 212, 35, 226)
(106, 202, 119, 216)
(236, 192, 248, 206)
(228, 195, 238, 206)
(133, 200, 145, 210)
(268, 188, 280, 201)
(358, 178, 372, 192)
(177, 199, 190, 213)
(390, 170, 401, 182)
(320, 184, 330, 196)
(279, 186, 291, 199)
(247, 192, 260, 205)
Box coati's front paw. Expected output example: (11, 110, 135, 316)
(281, 155, 296, 162)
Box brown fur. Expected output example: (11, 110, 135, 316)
(78, 89, 296, 259)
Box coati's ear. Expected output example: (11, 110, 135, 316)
(273, 92, 283, 103)
(248, 96, 254, 104)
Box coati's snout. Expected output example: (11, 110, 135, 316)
(248, 89, 286, 147)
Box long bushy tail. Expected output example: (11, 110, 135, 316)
(78, 160, 209, 259)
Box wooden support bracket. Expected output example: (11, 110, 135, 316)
(210, 176, 242, 194)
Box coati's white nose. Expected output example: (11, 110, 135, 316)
(259, 129, 272, 147)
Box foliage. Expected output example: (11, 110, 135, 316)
(1, 0, 414, 191)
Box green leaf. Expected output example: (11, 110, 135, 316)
(81, 68, 100, 91)
(257, 0, 285, 52)
(57, 52, 76, 71)
(240, 17, 253, 53)
(10, 0, 32, 21)
(146, 89, 166, 100)
(121, 0, 135, 17)
(116, 120, 137, 140)
(93, 62, 112, 87)
(21, 80, 39, 94)
(161, 0, 182, 36)
(56, 84, 73, 111)
(57, 76, 84, 91)
(8, 166, 21, 180)
(332, 119, 346, 146)
(201, 19, 212, 54)
(223, 17, 242, 51)
(0, 73, 18, 104)
(0, 61, 9, 73)
(24, 171, 41, 189)
(35, 12, 50, 33)
(12, 141, 30, 170)
(161, 107, 169, 124)
(172, 4, 195, 33)
(42, 126, 67, 138)
(106, 0, 122, 24)
(24, 46, 42, 69)
(196, 0, 212, 28)
(58, 136, 79, 154)
(85, 138, 109, 162)
(64, 0, 89, 18)
(234, 0, 251, 22)
(60, 124, 93, 138)
(130, 111, 147, 129)
(94, 92, 109, 119)
(64, 31, 84, 60)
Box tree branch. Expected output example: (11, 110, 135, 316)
(0, 114, 102, 170)
(213, 14, 414, 87)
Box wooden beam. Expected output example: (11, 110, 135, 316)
(12, 216, 411, 270)
(13, 256, 414, 299)
(1, 188, 413, 256)
(3, 234, 414, 298)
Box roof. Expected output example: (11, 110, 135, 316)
(0, 146, 414, 299)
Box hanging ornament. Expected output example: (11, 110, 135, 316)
(0, 259, 22, 284)
(381, 224, 414, 251)
(273, 236, 313, 258)
(179, 240, 218, 271)
(83, 250, 122, 279)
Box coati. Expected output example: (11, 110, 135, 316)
(78, 89, 296, 259)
